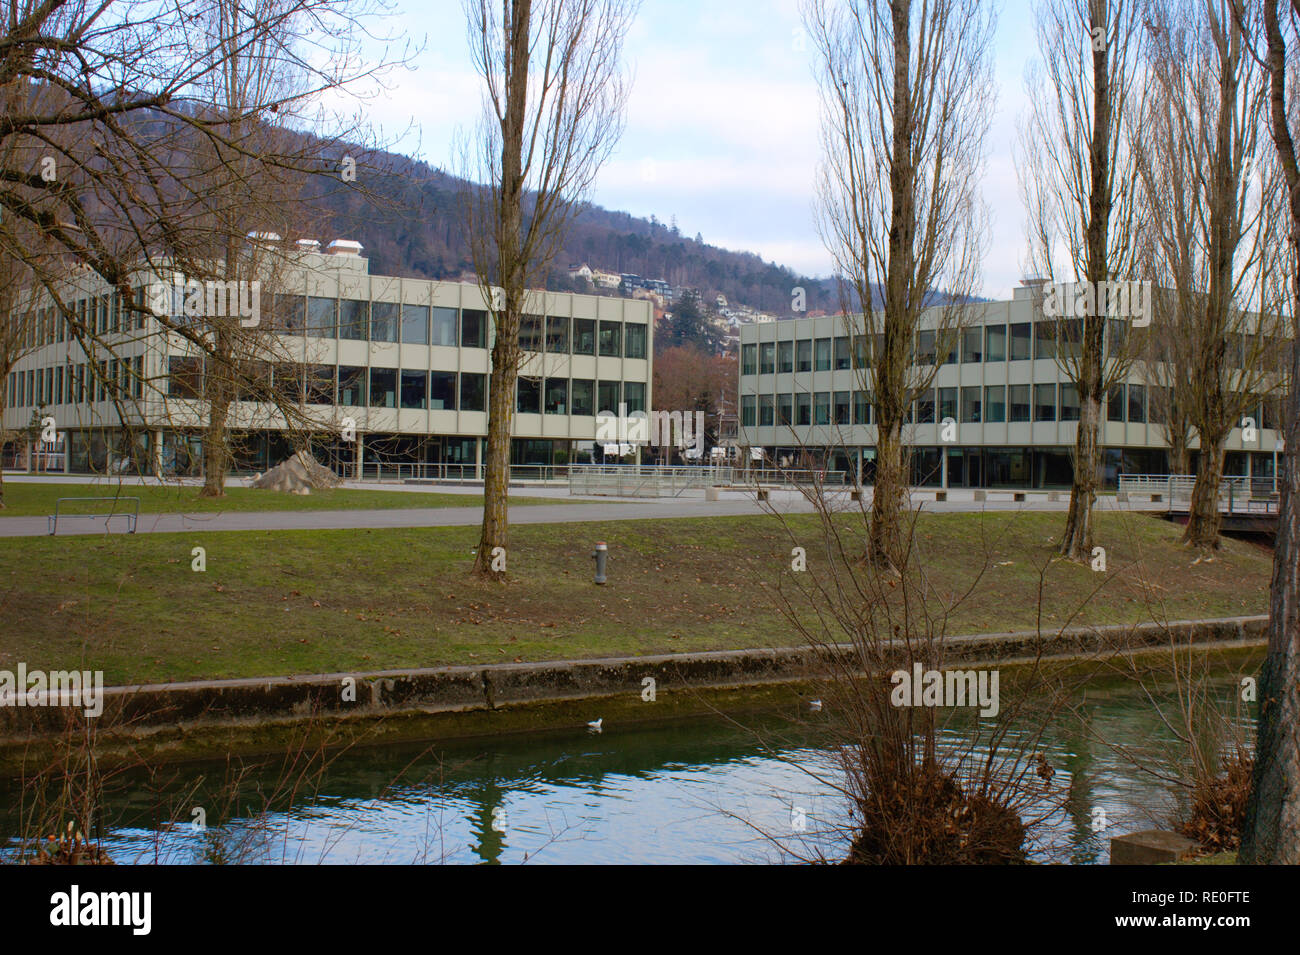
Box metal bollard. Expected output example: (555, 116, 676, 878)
(592, 541, 608, 584)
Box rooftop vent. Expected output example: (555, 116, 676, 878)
(296, 239, 321, 253)
(325, 239, 364, 256)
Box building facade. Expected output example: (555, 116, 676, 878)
(737, 283, 1284, 489)
(3, 244, 653, 477)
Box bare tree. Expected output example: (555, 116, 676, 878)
(1020, 0, 1148, 562)
(0, 244, 42, 504)
(1239, 0, 1300, 866)
(804, 0, 994, 571)
(1135, 0, 1284, 550)
(459, 0, 637, 579)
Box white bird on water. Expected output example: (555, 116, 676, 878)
(809, 700, 823, 712)
(587, 718, 603, 733)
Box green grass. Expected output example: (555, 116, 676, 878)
(0, 509, 1273, 685)
(0, 480, 562, 516)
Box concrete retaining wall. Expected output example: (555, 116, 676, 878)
(0, 616, 1267, 750)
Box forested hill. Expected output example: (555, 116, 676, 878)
(309, 151, 843, 315)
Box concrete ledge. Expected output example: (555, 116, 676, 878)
(0, 616, 1266, 754)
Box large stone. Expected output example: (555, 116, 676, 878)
(1110, 830, 1200, 865)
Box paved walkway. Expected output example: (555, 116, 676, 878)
(0, 482, 1163, 538)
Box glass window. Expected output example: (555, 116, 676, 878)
(1034, 382, 1057, 421)
(429, 371, 456, 410)
(370, 302, 399, 342)
(796, 392, 812, 425)
(520, 314, 544, 352)
(306, 297, 336, 337)
(1034, 321, 1057, 360)
(741, 395, 756, 427)
(338, 366, 366, 406)
(777, 393, 793, 425)
(597, 380, 620, 414)
(834, 337, 851, 370)
(1060, 382, 1080, 421)
(1108, 384, 1126, 421)
(854, 391, 871, 424)
(401, 370, 428, 409)
(401, 304, 429, 345)
(459, 372, 486, 412)
(916, 388, 935, 423)
(961, 385, 982, 422)
(305, 365, 335, 404)
(962, 326, 983, 362)
(760, 342, 776, 374)
(546, 316, 570, 353)
(778, 341, 794, 373)
(168, 357, 203, 399)
(1059, 318, 1083, 361)
(984, 385, 1006, 422)
(815, 338, 832, 371)
(814, 392, 830, 425)
(916, 329, 937, 365)
(517, 377, 541, 414)
(1127, 383, 1146, 423)
(1010, 323, 1032, 360)
(572, 379, 594, 416)
(598, 321, 621, 356)
(431, 307, 457, 347)
(369, 368, 397, 408)
(273, 294, 305, 332)
(742, 344, 757, 375)
(759, 394, 775, 426)
(339, 299, 368, 340)
(461, 309, 487, 348)
(624, 323, 646, 359)
(834, 390, 851, 425)
(624, 381, 645, 413)
(544, 377, 568, 414)
(938, 387, 958, 422)
(797, 340, 813, 372)
(985, 324, 1007, 362)
(1009, 384, 1031, 422)
(853, 335, 869, 369)
(573, 318, 595, 355)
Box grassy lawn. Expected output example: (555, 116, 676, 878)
(0, 481, 561, 517)
(0, 509, 1272, 685)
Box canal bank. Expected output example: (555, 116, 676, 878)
(0, 615, 1266, 775)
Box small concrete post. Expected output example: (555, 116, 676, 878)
(592, 541, 608, 584)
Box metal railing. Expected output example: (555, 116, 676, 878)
(1117, 474, 1279, 513)
(48, 497, 140, 535)
(351, 463, 571, 484)
(568, 464, 849, 498)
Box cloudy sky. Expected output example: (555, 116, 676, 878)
(362, 0, 1042, 299)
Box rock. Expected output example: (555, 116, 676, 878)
(249, 451, 342, 493)
(1110, 830, 1201, 865)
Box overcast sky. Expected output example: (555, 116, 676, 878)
(364, 0, 1040, 299)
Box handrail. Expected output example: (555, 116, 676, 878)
(48, 497, 140, 536)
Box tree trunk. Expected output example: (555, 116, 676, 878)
(1060, 391, 1100, 559)
(1239, 344, 1300, 863)
(1240, 0, 1300, 864)
(1183, 433, 1226, 550)
(474, 332, 515, 578)
(868, 417, 905, 570)
(200, 336, 232, 498)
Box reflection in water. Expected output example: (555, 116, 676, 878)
(0, 665, 1256, 865)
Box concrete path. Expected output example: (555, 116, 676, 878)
(0, 483, 1163, 538)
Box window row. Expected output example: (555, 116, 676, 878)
(740, 384, 1187, 427)
(515, 378, 645, 416)
(19, 290, 153, 350)
(7, 358, 144, 408)
(741, 319, 1168, 375)
(269, 296, 647, 358)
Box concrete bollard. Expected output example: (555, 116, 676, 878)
(592, 541, 608, 584)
